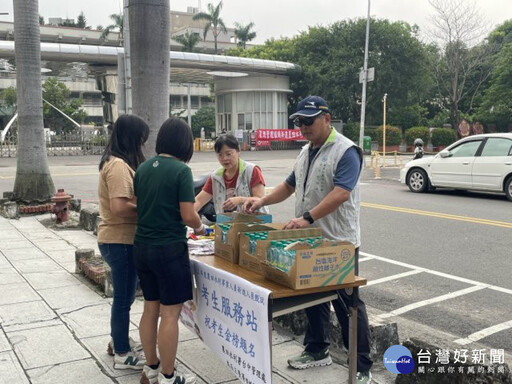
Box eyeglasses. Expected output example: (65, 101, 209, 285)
(293, 114, 323, 127)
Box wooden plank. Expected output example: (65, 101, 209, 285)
(191, 255, 367, 299)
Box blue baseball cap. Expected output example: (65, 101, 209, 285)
(289, 96, 331, 119)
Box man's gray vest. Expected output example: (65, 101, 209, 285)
(293, 128, 362, 247)
(211, 158, 269, 214)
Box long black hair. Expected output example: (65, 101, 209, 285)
(99, 114, 150, 171)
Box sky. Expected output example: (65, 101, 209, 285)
(0, 0, 511, 44)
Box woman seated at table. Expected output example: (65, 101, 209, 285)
(194, 134, 268, 214)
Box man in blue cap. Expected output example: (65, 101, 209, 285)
(244, 96, 373, 383)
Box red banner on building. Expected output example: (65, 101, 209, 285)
(256, 129, 304, 141)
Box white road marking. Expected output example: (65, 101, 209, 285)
(360, 252, 490, 288)
(377, 285, 487, 320)
(454, 320, 512, 345)
(366, 270, 423, 286)
(359, 251, 512, 341)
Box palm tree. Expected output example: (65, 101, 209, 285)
(172, 31, 202, 52)
(192, 1, 227, 54)
(12, 0, 55, 201)
(100, 13, 123, 45)
(234, 22, 256, 49)
(129, 0, 170, 158)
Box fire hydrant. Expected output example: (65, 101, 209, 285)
(51, 189, 72, 223)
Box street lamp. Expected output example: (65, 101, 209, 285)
(382, 93, 387, 167)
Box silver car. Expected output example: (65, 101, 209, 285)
(400, 133, 512, 201)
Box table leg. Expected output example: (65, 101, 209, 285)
(348, 288, 358, 384)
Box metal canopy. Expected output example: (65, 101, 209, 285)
(0, 41, 299, 84)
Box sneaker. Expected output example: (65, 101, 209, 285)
(107, 337, 144, 356)
(356, 371, 372, 384)
(141, 364, 160, 384)
(113, 350, 146, 370)
(157, 371, 196, 384)
(287, 348, 332, 369)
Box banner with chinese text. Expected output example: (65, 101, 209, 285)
(181, 259, 272, 384)
(256, 129, 304, 142)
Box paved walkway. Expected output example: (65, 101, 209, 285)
(0, 214, 384, 384)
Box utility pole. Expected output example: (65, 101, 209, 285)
(358, 0, 371, 150)
(382, 93, 387, 167)
(123, 0, 132, 114)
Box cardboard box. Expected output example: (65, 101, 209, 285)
(239, 228, 323, 275)
(217, 212, 272, 224)
(214, 212, 274, 264)
(263, 240, 355, 289)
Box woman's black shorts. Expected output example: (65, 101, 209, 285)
(134, 241, 193, 305)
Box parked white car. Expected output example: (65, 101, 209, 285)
(400, 133, 512, 201)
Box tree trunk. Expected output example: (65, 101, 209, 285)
(12, 0, 55, 202)
(129, 0, 170, 158)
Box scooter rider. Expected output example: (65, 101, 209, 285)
(413, 138, 424, 160)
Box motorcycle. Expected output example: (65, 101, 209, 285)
(413, 138, 424, 160)
(193, 174, 216, 223)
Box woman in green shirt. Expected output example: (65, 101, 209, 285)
(134, 118, 204, 384)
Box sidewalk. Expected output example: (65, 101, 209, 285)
(0, 214, 384, 384)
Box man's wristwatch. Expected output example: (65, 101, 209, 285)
(302, 211, 314, 224)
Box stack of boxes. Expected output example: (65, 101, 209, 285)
(214, 212, 355, 289)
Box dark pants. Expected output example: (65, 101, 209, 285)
(303, 248, 373, 373)
(99, 243, 137, 354)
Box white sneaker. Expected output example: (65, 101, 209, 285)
(356, 371, 372, 384)
(141, 364, 160, 384)
(107, 337, 144, 356)
(113, 350, 146, 370)
(157, 371, 196, 384)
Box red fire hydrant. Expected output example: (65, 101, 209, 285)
(51, 189, 72, 223)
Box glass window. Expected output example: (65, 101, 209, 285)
(480, 138, 512, 156)
(246, 114, 252, 131)
(200, 96, 212, 107)
(260, 113, 267, 128)
(170, 95, 181, 108)
(238, 113, 245, 130)
(267, 113, 273, 128)
(450, 140, 482, 157)
(253, 92, 260, 111)
(266, 92, 272, 111)
(225, 94, 232, 113)
(217, 95, 224, 113)
(191, 96, 199, 109)
(237, 93, 246, 113)
(254, 113, 260, 130)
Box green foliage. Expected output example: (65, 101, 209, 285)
(341, 122, 360, 143)
(475, 37, 512, 132)
(388, 104, 428, 129)
(405, 126, 430, 146)
(376, 125, 401, 146)
(42, 78, 87, 134)
(172, 31, 202, 52)
(431, 128, 457, 147)
(192, 1, 227, 53)
(227, 18, 434, 125)
(76, 12, 87, 29)
(428, 110, 450, 128)
(191, 106, 215, 138)
(234, 22, 256, 49)
(1, 87, 17, 107)
(101, 13, 124, 43)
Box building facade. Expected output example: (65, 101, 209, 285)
(0, 9, 294, 135)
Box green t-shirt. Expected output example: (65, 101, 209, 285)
(134, 156, 195, 245)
